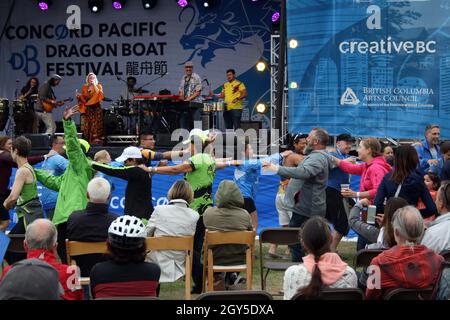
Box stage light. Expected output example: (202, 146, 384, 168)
(112, 0, 126, 9)
(37, 1, 52, 11)
(255, 103, 268, 114)
(142, 0, 157, 9)
(289, 39, 298, 49)
(256, 60, 267, 72)
(177, 0, 189, 7)
(203, 0, 217, 8)
(272, 12, 280, 23)
(290, 82, 298, 89)
(88, 0, 104, 13)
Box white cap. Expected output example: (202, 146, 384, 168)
(182, 129, 210, 144)
(115, 146, 143, 162)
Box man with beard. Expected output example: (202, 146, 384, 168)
(263, 128, 334, 262)
(415, 124, 443, 176)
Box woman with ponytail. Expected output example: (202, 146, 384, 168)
(283, 217, 357, 299)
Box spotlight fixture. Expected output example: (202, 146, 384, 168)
(202, 0, 218, 8)
(88, 0, 104, 13)
(112, 0, 126, 10)
(177, 0, 189, 7)
(289, 39, 298, 49)
(290, 82, 298, 89)
(37, 0, 52, 11)
(256, 60, 267, 72)
(272, 12, 280, 23)
(255, 102, 268, 114)
(142, 0, 157, 9)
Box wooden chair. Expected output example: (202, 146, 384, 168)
(65, 240, 108, 285)
(202, 230, 256, 292)
(382, 287, 434, 300)
(145, 235, 194, 300)
(197, 290, 273, 300)
(258, 228, 301, 291)
(440, 250, 450, 262)
(291, 288, 365, 300)
(353, 249, 384, 269)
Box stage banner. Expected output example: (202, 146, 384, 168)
(287, 0, 450, 139)
(0, 0, 275, 128)
(7, 164, 281, 235)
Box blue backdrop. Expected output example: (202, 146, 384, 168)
(287, 0, 450, 139)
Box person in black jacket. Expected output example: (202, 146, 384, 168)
(441, 141, 450, 181)
(67, 177, 117, 277)
(374, 145, 437, 218)
(91, 146, 153, 220)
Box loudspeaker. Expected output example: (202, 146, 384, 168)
(24, 134, 50, 149)
(240, 121, 262, 132)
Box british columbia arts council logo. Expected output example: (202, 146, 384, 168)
(341, 88, 360, 106)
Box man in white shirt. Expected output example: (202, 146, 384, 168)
(422, 182, 450, 253)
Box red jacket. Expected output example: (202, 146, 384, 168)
(1, 249, 83, 300)
(339, 156, 391, 202)
(366, 245, 443, 299)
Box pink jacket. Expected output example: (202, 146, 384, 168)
(339, 156, 391, 201)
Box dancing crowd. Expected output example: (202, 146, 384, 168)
(1, 107, 449, 300)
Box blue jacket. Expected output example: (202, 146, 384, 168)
(327, 148, 350, 191)
(415, 139, 442, 176)
(374, 170, 437, 218)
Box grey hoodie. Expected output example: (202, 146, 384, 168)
(203, 180, 253, 265)
(279, 149, 334, 218)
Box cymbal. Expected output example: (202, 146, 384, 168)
(103, 97, 113, 102)
(134, 89, 149, 93)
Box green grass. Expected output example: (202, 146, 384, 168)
(158, 240, 357, 300)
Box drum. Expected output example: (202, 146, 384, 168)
(0, 98, 9, 131)
(103, 110, 124, 135)
(215, 101, 225, 111)
(13, 99, 28, 115)
(203, 103, 213, 113)
(30, 94, 38, 103)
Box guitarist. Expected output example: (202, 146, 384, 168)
(35, 74, 63, 135)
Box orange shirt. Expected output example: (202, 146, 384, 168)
(78, 83, 104, 113)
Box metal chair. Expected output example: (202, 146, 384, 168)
(291, 288, 365, 300)
(258, 228, 301, 291)
(382, 287, 434, 300)
(197, 290, 273, 300)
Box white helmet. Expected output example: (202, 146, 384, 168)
(108, 215, 146, 249)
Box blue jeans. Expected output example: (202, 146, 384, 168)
(180, 108, 202, 130)
(288, 213, 309, 262)
(223, 109, 242, 130)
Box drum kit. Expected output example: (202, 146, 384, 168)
(0, 95, 38, 133)
(102, 98, 138, 135)
(203, 100, 225, 113)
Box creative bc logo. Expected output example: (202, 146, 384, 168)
(340, 88, 360, 106)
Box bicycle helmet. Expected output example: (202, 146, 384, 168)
(108, 215, 146, 250)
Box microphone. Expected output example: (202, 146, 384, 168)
(203, 78, 210, 86)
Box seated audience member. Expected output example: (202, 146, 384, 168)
(283, 216, 357, 300)
(437, 264, 450, 300)
(374, 145, 437, 218)
(349, 197, 408, 249)
(366, 206, 443, 300)
(203, 180, 253, 289)
(0, 259, 62, 300)
(67, 177, 117, 277)
(90, 215, 161, 299)
(1, 219, 83, 300)
(441, 141, 450, 181)
(146, 180, 200, 283)
(421, 183, 450, 253)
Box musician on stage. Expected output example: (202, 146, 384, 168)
(77, 73, 105, 144)
(178, 61, 202, 130)
(18, 77, 40, 134)
(218, 69, 247, 130)
(35, 74, 63, 135)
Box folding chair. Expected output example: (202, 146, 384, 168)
(145, 235, 194, 300)
(440, 250, 450, 262)
(65, 240, 108, 285)
(95, 296, 159, 300)
(3, 234, 27, 266)
(382, 287, 434, 300)
(353, 249, 384, 269)
(197, 290, 273, 300)
(259, 228, 301, 291)
(291, 288, 365, 300)
(202, 230, 256, 292)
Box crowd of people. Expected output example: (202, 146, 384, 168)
(1, 111, 450, 300)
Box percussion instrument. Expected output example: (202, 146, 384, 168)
(30, 94, 38, 103)
(103, 110, 125, 135)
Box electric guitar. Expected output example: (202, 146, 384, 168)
(42, 97, 73, 113)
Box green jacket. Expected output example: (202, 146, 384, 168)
(35, 120, 95, 225)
